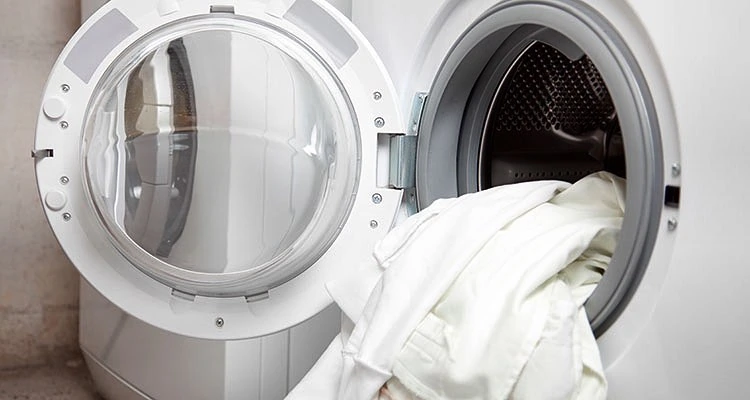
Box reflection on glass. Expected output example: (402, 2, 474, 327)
(122, 39, 199, 262)
(84, 24, 358, 293)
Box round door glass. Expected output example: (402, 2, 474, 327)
(83, 17, 360, 296)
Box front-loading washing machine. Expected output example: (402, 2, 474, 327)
(33, 0, 750, 399)
(348, 0, 750, 398)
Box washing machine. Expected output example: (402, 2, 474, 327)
(347, 0, 750, 398)
(33, 0, 750, 399)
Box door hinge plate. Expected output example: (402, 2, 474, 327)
(389, 135, 417, 189)
(387, 93, 427, 189)
(409, 92, 428, 135)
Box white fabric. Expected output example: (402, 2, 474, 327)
(287, 172, 624, 400)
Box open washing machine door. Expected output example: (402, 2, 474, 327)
(33, 0, 405, 340)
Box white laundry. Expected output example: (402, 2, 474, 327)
(287, 172, 625, 400)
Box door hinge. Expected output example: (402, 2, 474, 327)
(389, 135, 417, 189)
(409, 92, 428, 135)
(387, 93, 427, 189)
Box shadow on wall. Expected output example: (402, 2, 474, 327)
(0, 0, 82, 370)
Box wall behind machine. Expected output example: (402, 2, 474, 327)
(0, 0, 82, 370)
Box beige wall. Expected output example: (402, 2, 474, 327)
(0, 0, 82, 370)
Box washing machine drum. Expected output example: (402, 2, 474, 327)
(479, 41, 626, 188)
(34, 0, 404, 339)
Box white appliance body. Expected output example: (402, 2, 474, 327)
(351, 0, 750, 398)
(79, 280, 341, 399)
(37, 0, 750, 399)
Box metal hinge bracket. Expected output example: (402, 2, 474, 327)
(388, 135, 417, 189)
(409, 92, 428, 135)
(387, 93, 427, 189)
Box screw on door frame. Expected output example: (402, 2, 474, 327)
(671, 163, 681, 178)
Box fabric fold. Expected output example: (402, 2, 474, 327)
(289, 172, 624, 400)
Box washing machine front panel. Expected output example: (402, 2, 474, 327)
(34, 0, 404, 339)
(401, 0, 675, 340)
(356, 0, 680, 377)
(356, 0, 750, 397)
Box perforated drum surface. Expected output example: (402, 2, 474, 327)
(481, 41, 624, 187)
(493, 42, 615, 135)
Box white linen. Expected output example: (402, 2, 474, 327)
(287, 172, 624, 400)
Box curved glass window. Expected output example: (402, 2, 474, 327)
(83, 16, 360, 296)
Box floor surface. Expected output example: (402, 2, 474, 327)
(0, 358, 100, 400)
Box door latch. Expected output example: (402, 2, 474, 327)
(31, 149, 54, 160)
